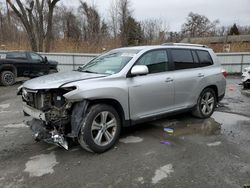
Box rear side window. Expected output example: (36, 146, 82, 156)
(6, 52, 27, 60)
(196, 50, 213, 67)
(171, 49, 199, 70)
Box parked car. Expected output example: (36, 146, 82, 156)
(0, 51, 58, 86)
(242, 66, 250, 89)
(18, 43, 226, 153)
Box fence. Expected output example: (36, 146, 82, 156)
(1, 51, 250, 73)
(216, 52, 250, 73)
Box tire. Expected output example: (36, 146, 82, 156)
(78, 104, 121, 153)
(192, 88, 216, 119)
(243, 82, 249, 89)
(0, 71, 16, 86)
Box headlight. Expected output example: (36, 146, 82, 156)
(17, 85, 23, 95)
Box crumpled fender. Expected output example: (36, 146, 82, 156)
(68, 100, 89, 138)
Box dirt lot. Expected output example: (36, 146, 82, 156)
(0, 76, 250, 188)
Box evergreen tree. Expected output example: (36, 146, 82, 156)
(229, 23, 240, 35)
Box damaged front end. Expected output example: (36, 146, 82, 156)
(19, 86, 83, 150)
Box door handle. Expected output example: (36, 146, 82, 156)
(198, 73, 205, 78)
(165, 77, 174, 83)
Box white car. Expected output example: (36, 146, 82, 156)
(242, 66, 250, 89)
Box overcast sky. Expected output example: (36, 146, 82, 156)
(60, 0, 250, 31)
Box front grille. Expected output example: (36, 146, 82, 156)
(22, 89, 51, 110)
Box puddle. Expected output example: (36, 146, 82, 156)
(24, 152, 58, 177)
(152, 164, 174, 184)
(153, 117, 221, 137)
(119, 136, 143, 144)
(151, 111, 250, 144)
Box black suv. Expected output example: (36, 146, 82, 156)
(0, 51, 58, 86)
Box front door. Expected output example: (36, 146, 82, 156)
(128, 49, 174, 120)
(28, 52, 48, 76)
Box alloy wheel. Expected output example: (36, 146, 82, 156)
(200, 91, 215, 116)
(91, 111, 117, 146)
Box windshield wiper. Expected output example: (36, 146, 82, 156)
(80, 70, 99, 74)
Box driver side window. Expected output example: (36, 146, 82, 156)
(137, 50, 168, 74)
(30, 53, 43, 61)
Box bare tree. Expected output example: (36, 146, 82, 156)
(79, 1, 101, 43)
(181, 12, 219, 37)
(7, 0, 60, 52)
(109, 0, 119, 39)
(118, 0, 131, 46)
(141, 18, 169, 44)
(57, 6, 81, 41)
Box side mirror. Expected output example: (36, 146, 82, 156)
(131, 65, 149, 76)
(44, 56, 48, 63)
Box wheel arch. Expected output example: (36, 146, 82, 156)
(88, 98, 129, 127)
(203, 85, 218, 102)
(0, 64, 17, 76)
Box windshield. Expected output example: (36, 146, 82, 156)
(78, 49, 140, 75)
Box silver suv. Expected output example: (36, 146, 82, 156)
(18, 43, 226, 153)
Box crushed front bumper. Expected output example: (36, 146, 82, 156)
(23, 103, 69, 150)
(27, 119, 69, 150)
(23, 102, 46, 121)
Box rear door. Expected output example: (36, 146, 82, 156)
(6, 52, 30, 76)
(128, 49, 174, 120)
(170, 48, 204, 108)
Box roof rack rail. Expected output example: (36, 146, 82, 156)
(161, 43, 208, 48)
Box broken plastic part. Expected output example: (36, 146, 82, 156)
(160, 141, 171, 145)
(69, 100, 89, 138)
(52, 134, 68, 150)
(28, 119, 69, 150)
(164, 128, 174, 134)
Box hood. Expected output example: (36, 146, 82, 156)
(48, 60, 58, 65)
(23, 71, 106, 90)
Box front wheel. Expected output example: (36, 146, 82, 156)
(192, 88, 216, 119)
(78, 104, 121, 153)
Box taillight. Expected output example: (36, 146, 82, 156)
(222, 69, 227, 78)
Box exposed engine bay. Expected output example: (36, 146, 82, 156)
(20, 87, 87, 150)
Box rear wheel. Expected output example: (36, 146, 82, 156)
(192, 88, 216, 118)
(0, 71, 16, 86)
(78, 104, 121, 153)
(243, 81, 249, 89)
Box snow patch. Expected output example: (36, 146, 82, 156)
(0, 110, 11, 114)
(136, 177, 144, 184)
(4, 123, 28, 128)
(207, 141, 222, 147)
(24, 152, 58, 177)
(152, 164, 174, 184)
(119, 136, 143, 144)
(0, 104, 10, 109)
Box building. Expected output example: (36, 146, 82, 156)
(181, 35, 250, 52)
